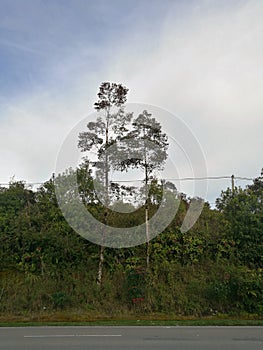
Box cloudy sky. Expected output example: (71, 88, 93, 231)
(0, 0, 262, 204)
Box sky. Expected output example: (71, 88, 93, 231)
(0, 0, 262, 205)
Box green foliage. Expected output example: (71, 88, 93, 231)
(126, 267, 146, 302)
(1, 170, 263, 317)
(206, 267, 263, 314)
(52, 291, 72, 309)
(216, 174, 263, 267)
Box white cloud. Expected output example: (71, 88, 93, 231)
(1, 0, 262, 204)
(107, 0, 263, 198)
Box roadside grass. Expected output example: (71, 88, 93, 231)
(1, 312, 263, 327)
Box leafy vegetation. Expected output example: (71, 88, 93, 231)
(0, 171, 262, 320)
(0, 83, 262, 321)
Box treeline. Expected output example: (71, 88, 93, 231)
(0, 170, 262, 317)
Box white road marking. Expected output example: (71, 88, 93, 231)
(25, 335, 75, 338)
(76, 334, 122, 337)
(24, 334, 122, 338)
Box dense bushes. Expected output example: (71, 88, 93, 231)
(0, 173, 263, 317)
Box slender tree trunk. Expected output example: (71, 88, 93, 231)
(145, 200, 150, 268)
(144, 133, 150, 269)
(97, 110, 110, 285)
(97, 245, 105, 285)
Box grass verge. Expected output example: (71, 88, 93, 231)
(0, 312, 263, 327)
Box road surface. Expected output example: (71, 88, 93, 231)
(1, 326, 263, 349)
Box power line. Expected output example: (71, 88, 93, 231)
(0, 175, 255, 187)
(167, 176, 232, 181)
(235, 176, 254, 181)
(98, 175, 255, 183)
(0, 182, 43, 186)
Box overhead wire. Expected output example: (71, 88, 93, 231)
(0, 175, 255, 187)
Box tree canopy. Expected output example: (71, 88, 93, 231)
(0, 82, 262, 318)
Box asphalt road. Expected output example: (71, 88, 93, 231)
(1, 326, 263, 350)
